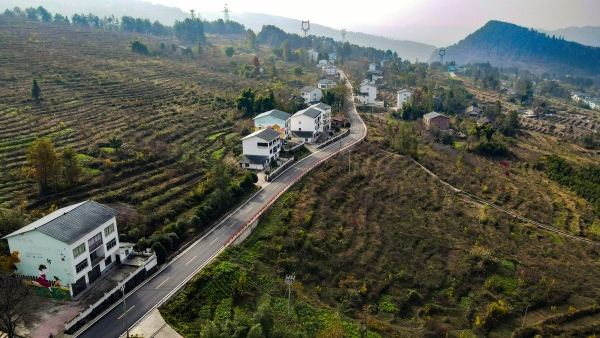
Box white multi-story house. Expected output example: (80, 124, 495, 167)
(318, 59, 328, 67)
(397, 88, 413, 108)
(308, 50, 319, 62)
(4, 201, 120, 299)
(571, 91, 584, 101)
(323, 65, 337, 76)
(317, 79, 337, 90)
(290, 107, 323, 143)
(358, 81, 377, 104)
(239, 129, 282, 170)
(311, 103, 332, 132)
(301, 86, 323, 104)
(369, 63, 378, 72)
(253, 109, 292, 139)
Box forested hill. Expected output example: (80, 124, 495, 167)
(429, 20, 600, 76)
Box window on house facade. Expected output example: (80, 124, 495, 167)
(107, 238, 117, 251)
(75, 259, 89, 273)
(88, 233, 103, 252)
(104, 223, 115, 237)
(257, 142, 268, 147)
(105, 256, 112, 266)
(73, 243, 85, 258)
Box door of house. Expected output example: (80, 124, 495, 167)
(71, 276, 87, 298)
(87, 265, 101, 284)
(116, 254, 121, 264)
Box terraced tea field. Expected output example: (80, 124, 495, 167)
(0, 17, 267, 232)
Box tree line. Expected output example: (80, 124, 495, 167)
(2, 6, 252, 45)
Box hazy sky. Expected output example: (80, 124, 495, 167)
(148, 0, 600, 31)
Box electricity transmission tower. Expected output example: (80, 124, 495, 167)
(285, 275, 296, 316)
(223, 4, 230, 22)
(190, 9, 195, 19)
(439, 48, 445, 64)
(342, 29, 347, 43)
(301, 20, 310, 38)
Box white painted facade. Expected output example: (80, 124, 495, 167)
(311, 103, 332, 133)
(358, 83, 377, 104)
(397, 89, 413, 108)
(290, 108, 322, 143)
(323, 65, 337, 76)
(240, 129, 282, 170)
(4, 201, 120, 299)
(369, 63, 378, 72)
(301, 86, 323, 104)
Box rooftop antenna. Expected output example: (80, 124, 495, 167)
(190, 9, 195, 19)
(301, 20, 310, 38)
(439, 48, 445, 64)
(223, 4, 230, 22)
(341, 29, 347, 43)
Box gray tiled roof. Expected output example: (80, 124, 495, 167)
(254, 109, 291, 121)
(292, 131, 315, 138)
(423, 112, 448, 120)
(241, 128, 281, 142)
(301, 108, 322, 118)
(240, 155, 269, 165)
(4, 201, 118, 245)
(313, 103, 331, 110)
(302, 86, 319, 92)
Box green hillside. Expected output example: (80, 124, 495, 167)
(430, 20, 600, 77)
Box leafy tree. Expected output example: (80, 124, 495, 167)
(246, 29, 259, 50)
(199, 320, 220, 338)
(254, 90, 275, 113)
(253, 304, 274, 338)
(151, 242, 167, 264)
(53, 13, 69, 24)
(26, 138, 60, 192)
(130, 40, 150, 55)
(252, 56, 260, 73)
(61, 147, 82, 186)
(0, 271, 38, 338)
(247, 324, 266, 338)
(395, 122, 418, 157)
(174, 18, 206, 45)
(235, 88, 256, 117)
(24, 7, 38, 20)
(225, 46, 235, 57)
(36, 6, 51, 22)
(31, 79, 41, 101)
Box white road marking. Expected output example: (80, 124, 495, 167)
(156, 278, 170, 289)
(229, 221, 237, 228)
(185, 256, 197, 265)
(210, 237, 219, 246)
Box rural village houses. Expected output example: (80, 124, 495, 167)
(3, 201, 124, 299)
(239, 128, 282, 170)
(423, 112, 450, 131)
(290, 104, 331, 144)
(301, 86, 323, 104)
(253, 109, 292, 139)
(318, 79, 337, 90)
(358, 80, 377, 105)
(397, 88, 413, 108)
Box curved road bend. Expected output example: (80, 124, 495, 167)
(76, 71, 365, 338)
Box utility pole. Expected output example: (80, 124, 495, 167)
(285, 275, 295, 316)
(348, 150, 351, 173)
(121, 285, 129, 338)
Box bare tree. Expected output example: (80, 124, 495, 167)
(0, 271, 37, 338)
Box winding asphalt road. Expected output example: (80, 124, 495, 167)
(75, 72, 366, 338)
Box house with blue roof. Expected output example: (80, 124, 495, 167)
(3, 200, 121, 299)
(253, 109, 292, 139)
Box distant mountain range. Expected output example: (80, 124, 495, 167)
(429, 21, 600, 77)
(540, 26, 600, 48)
(4, 0, 436, 62)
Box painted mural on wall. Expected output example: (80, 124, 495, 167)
(254, 124, 286, 138)
(11, 249, 72, 300)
